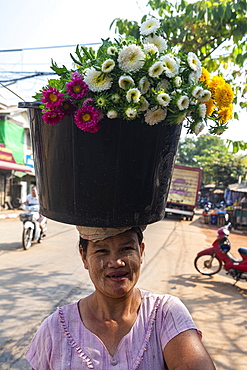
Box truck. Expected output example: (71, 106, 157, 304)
(165, 164, 202, 221)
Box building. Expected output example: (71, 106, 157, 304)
(0, 102, 35, 210)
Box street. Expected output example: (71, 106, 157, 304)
(0, 214, 246, 370)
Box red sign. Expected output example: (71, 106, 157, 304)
(0, 147, 16, 163)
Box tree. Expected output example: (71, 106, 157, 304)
(176, 134, 246, 186)
(111, 0, 247, 140)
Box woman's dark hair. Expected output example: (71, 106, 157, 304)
(79, 227, 144, 254)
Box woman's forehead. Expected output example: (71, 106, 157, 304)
(89, 231, 139, 247)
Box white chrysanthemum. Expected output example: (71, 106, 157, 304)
(177, 95, 189, 110)
(84, 67, 112, 92)
(144, 107, 167, 125)
(118, 44, 145, 72)
(118, 75, 135, 90)
(156, 79, 170, 92)
(174, 76, 182, 87)
(144, 43, 159, 55)
(140, 18, 160, 36)
(157, 93, 171, 107)
(188, 71, 201, 84)
(125, 107, 137, 119)
(139, 97, 149, 111)
(111, 94, 120, 103)
(107, 110, 118, 119)
(187, 52, 202, 73)
(126, 88, 141, 103)
(194, 122, 205, 135)
(146, 35, 167, 53)
(148, 61, 164, 78)
(139, 76, 150, 94)
(160, 55, 179, 78)
(198, 104, 206, 118)
(192, 86, 204, 99)
(101, 59, 115, 73)
(107, 46, 118, 55)
(198, 89, 211, 102)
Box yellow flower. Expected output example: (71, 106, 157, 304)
(200, 67, 211, 85)
(205, 98, 215, 116)
(217, 105, 233, 123)
(209, 75, 225, 98)
(214, 83, 234, 109)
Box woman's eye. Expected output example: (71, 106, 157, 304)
(95, 249, 108, 254)
(122, 246, 135, 252)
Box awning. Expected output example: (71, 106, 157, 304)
(228, 182, 247, 193)
(0, 160, 34, 174)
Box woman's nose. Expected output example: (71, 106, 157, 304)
(107, 256, 125, 268)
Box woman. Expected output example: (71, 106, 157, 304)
(26, 226, 216, 369)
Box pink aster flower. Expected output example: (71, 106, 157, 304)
(41, 87, 64, 109)
(61, 99, 76, 116)
(83, 98, 95, 106)
(74, 105, 100, 133)
(72, 71, 82, 79)
(42, 110, 65, 125)
(66, 77, 89, 99)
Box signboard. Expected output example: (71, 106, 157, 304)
(0, 145, 34, 174)
(167, 166, 201, 206)
(26, 154, 34, 168)
(0, 146, 16, 163)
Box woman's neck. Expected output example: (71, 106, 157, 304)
(82, 288, 141, 321)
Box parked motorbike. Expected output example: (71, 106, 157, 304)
(19, 205, 47, 250)
(194, 222, 247, 284)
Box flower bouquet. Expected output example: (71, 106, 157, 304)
(34, 17, 234, 136)
(21, 17, 234, 227)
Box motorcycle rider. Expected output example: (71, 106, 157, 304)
(25, 186, 46, 237)
(25, 185, 39, 206)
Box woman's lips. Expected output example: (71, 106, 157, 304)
(106, 272, 129, 281)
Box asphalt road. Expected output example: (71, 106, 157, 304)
(0, 214, 246, 369)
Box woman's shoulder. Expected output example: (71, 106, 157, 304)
(40, 301, 79, 329)
(140, 289, 180, 305)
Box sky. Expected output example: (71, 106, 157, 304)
(0, 0, 246, 142)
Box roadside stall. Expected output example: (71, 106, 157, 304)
(225, 182, 247, 229)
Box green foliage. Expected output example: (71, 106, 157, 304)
(226, 139, 247, 153)
(176, 134, 247, 186)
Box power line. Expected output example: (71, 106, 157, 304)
(0, 72, 55, 85)
(0, 43, 101, 53)
(0, 71, 52, 74)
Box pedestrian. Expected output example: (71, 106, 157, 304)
(26, 225, 216, 369)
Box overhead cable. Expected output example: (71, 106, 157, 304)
(0, 43, 101, 53)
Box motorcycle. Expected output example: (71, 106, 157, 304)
(194, 221, 247, 284)
(19, 205, 47, 250)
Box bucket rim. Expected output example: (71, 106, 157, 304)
(18, 101, 40, 109)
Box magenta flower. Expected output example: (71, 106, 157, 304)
(66, 77, 89, 99)
(41, 87, 64, 109)
(61, 99, 76, 116)
(83, 98, 95, 106)
(42, 110, 65, 125)
(74, 105, 100, 133)
(72, 72, 82, 79)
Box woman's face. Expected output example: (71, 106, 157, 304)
(80, 230, 144, 299)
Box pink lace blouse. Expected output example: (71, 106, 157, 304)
(26, 290, 200, 369)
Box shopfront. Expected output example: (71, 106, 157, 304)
(0, 139, 35, 210)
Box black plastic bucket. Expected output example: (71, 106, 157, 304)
(19, 102, 181, 227)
